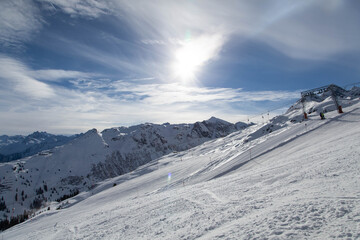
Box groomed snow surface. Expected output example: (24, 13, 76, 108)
(3, 102, 360, 239)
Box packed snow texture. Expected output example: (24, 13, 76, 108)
(2, 88, 360, 239)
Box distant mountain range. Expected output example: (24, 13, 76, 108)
(0, 132, 76, 163)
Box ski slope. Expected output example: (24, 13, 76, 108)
(2, 102, 360, 239)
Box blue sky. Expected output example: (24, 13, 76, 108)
(1, 0, 359, 135)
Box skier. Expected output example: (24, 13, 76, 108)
(319, 112, 325, 120)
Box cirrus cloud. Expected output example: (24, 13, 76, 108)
(0, 0, 43, 48)
(0, 55, 54, 99)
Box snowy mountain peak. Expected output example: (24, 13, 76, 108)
(26, 131, 51, 139)
(190, 117, 236, 139)
(205, 116, 231, 124)
(72, 128, 108, 149)
(235, 121, 252, 130)
(85, 128, 98, 134)
(327, 84, 348, 97)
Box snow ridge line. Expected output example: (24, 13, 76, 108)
(210, 107, 358, 180)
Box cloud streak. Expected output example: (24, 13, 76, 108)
(0, 0, 43, 48)
(110, 81, 299, 105)
(30, 69, 98, 82)
(38, 0, 110, 18)
(0, 55, 54, 99)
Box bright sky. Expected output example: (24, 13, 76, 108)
(1, 0, 359, 135)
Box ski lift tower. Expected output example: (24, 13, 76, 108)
(300, 84, 343, 119)
(327, 84, 344, 113)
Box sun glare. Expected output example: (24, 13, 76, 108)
(171, 34, 224, 84)
(172, 41, 201, 83)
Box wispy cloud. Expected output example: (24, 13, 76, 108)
(0, 55, 100, 103)
(30, 69, 98, 82)
(258, 0, 360, 59)
(0, 0, 43, 48)
(0, 0, 109, 48)
(54, 36, 152, 75)
(69, 77, 300, 105)
(0, 55, 54, 99)
(38, 0, 110, 18)
(109, 81, 299, 105)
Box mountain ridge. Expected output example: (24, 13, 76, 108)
(0, 117, 249, 220)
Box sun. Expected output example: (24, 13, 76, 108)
(171, 41, 201, 83)
(171, 34, 224, 84)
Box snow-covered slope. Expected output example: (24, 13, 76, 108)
(0, 132, 75, 163)
(0, 118, 246, 220)
(2, 88, 360, 239)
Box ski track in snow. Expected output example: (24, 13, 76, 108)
(2, 102, 360, 239)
